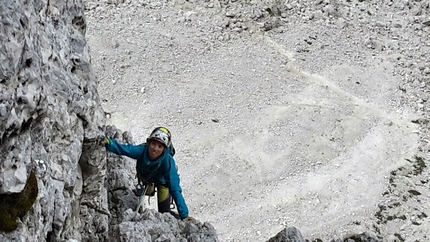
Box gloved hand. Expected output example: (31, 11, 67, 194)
(183, 216, 195, 222)
(83, 136, 109, 146)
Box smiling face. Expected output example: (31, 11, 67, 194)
(148, 139, 166, 160)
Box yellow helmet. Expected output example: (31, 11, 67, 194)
(147, 127, 172, 147)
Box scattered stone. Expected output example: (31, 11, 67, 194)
(225, 12, 235, 18)
(267, 227, 305, 242)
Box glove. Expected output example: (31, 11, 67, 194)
(183, 216, 195, 222)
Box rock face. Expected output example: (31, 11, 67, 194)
(0, 2, 218, 241)
(0, 0, 107, 241)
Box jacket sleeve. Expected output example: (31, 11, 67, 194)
(167, 157, 189, 219)
(105, 138, 144, 160)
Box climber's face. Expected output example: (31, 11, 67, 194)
(148, 140, 165, 160)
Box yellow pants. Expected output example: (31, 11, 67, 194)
(157, 184, 171, 213)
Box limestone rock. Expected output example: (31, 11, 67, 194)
(0, 0, 106, 241)
(267, 227, 305, 242)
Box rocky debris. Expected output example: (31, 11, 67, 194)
(266, 227, 381, 242)
(80, 0, 429, 241)
(372, 156, 430, 241)
(83, 0, 430, 120)
(172, 0, 430, 118)
(151, 1, 430, 240)
(331, 232, 381, 242)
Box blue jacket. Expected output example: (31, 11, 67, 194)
(106, 139, 189, 219)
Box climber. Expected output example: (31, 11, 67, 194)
(105, 127, 194, 221)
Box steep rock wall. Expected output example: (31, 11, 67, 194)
(0, 0, 107, 241)
(0, 1, 219, 241)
